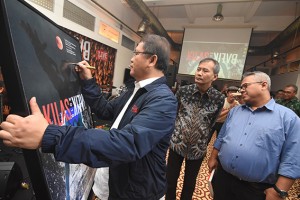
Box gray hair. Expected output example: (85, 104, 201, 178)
(198, 58, 220, 74)
(140, 34, 170, 72)
(242, 71, 271, 91)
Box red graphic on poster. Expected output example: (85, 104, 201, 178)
(96, 49, 108, 61)
(56, 36, 63, 50)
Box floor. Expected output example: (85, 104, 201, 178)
(174, 133, 300, 200)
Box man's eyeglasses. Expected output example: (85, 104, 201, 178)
(239, 81, 263, 90)
(133, 51, 154, 56)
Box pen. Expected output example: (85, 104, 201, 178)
(69, 62, 96, 69)
(84, 65, 96, 69)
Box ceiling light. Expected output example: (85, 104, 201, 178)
(137, 19, 149, 35)
(213, 4, 224, 22)
(273, 51, 279, 58)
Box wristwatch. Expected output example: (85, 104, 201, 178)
(273, 184, 288, 199)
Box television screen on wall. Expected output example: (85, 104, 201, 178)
(178, 27, 252, 81)
(0, 0, 95, 199)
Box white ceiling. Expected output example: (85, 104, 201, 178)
(92, 0, 300, 45)
(145, 0, 297, 29)
(144, 0, 300, 44)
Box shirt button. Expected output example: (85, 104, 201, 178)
(240, 144, 243, 146)
(244, 133, 247, 135)
(249, 122, 251, 125)
(236, 156, 238, 158)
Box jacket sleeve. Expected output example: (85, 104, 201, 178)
(41, 86, 178, 168)
(80, 78, 117, 120)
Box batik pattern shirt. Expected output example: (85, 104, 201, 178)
(277, 97, 300, 117)
(170, 84, 225, 160)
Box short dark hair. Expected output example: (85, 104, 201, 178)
(285, 84, 298, 93)
(276, 89, 284, 93)
(140, 34, 170, 72)
(227, 86, 239, 92)
(198, 58, 220, 74)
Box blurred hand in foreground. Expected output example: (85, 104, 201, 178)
(0, 97, 48, 149)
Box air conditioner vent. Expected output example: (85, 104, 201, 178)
(63, 0, 95, 31)
(28, 0, 54, 11)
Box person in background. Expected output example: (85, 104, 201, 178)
(0, 81, 10, 121)
(212, 86, 240, 136)
(274, 89, 284, 101)
(165, 58, 225, 200)
(220, 83, 228, 95)
(208, 71, 300, 200)
(277, 84, 300, 117)
(0, 34, 178, 200)
(233, 90, 245, 105)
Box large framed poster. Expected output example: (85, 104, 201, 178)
(0, 0, 96, 199)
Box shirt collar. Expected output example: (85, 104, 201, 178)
(135, 77, 160, 89)
(243, 98, 275, 111)
(265, 98, 276, 110)
(192, 84, 214, 98)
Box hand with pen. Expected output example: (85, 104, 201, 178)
(74, 60, 94, 80)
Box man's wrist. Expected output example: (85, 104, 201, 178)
(273, 184, 288, 199)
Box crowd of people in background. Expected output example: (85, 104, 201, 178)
(210, 85, 240, 137)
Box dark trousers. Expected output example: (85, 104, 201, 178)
(213, 165, 273, 200)
(165, 149, 203, 200)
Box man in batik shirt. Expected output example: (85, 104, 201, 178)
(166, 58, 225, 200)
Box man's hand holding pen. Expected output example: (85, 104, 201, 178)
(74, 60, 94, 80)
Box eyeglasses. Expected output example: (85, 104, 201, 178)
(133, 51, 154, 56)
(239, 81, 263, 90)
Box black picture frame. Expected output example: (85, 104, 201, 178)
(0, 0, 95, 199)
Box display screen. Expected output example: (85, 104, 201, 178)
(178, 27, 252, 80)
(0, 0, 95, 199)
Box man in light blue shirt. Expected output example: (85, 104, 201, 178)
(208, 71, 300, 200)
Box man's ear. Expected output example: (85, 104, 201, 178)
(261, 81, 269, 90)
(212, 74, 218, 82)
(149, 55, 158, 67)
